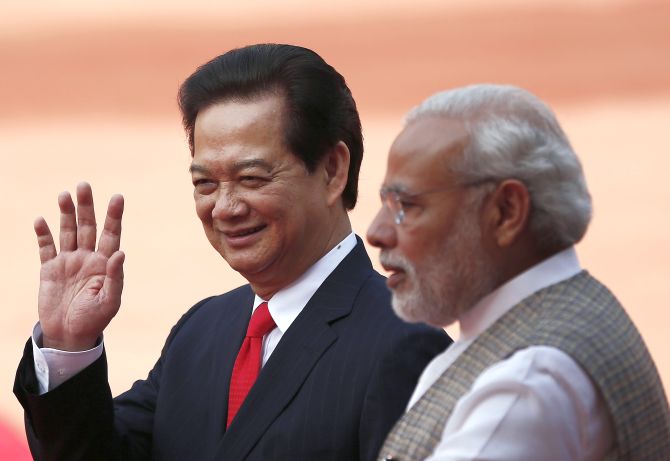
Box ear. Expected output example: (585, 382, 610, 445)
(484, 179, 531, 248)
(323, 141, 351, 206)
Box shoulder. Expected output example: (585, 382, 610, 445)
(531, 272, 647, 379)
(160, 284, 253, 350)
(178, 284, 251, 320)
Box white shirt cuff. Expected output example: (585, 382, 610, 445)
(31, 323, 104, 395)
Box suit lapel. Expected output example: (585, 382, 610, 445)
(213, 241, 373, 460)
(209, 287, 254, 440)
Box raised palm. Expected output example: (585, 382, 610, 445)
(35, 182, 125, 351)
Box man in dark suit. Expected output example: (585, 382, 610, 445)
(14, 44, 450, 461)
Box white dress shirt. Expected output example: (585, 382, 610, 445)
(32, 232, 357, 395)
(408, 248, 613, 461)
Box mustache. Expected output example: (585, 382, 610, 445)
(379, 252, 412, 273)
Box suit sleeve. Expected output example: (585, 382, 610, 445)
(358, 324, 451, 461)
(14, 339, 120, 461)
(13, 297, 214, 461)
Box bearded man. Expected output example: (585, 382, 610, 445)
(367, 84, 670, 460)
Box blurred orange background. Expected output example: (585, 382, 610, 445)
(2, 0, 669, 453)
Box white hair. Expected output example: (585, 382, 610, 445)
(406, 84, 592, 251)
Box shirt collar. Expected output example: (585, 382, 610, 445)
(253, 232, 357, 333)
(459, 247, 582, 341)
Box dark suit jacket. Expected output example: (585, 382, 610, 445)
(15, 241, 450, 461)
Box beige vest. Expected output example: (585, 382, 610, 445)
(379, 272, 670, 460)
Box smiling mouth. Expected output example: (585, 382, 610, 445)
(225, 225, 266, 238)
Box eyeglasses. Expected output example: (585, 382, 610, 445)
(379, 180, 493, 225)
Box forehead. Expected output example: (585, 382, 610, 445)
(385, 116, 468, 189)
(191, 94, 293, 171)
(194, 94, 286, 145)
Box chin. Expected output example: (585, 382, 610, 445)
(391, 292, 457, 328)
(391, 293, 431, 324)
(227, 260, 265, 278)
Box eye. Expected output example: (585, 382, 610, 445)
(398, 197, 419, 209)
(192, 178, 218, 195)
(239, 175, 268, 187)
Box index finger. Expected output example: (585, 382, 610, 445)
(34, 216, 57, 264)
(97, 194, 124, 257)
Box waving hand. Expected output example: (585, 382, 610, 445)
(35, 182, 125, 351)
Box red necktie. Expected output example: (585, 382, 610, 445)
(227, 302, 276, 427)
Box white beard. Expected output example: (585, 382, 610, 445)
(382, 202, 498, 328)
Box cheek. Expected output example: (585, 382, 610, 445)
(398, 229, 431, 262)
(194, 196, 214, 224)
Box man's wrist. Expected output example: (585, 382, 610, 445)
(42, 335, 98, 352)
(32, 322, 104, 394)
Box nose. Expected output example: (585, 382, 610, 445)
(211, 187, 249, 220)
(366, 206, 397, 249)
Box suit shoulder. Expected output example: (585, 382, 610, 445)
(162, 284, 252, 348)
(184, 284, 253, 316)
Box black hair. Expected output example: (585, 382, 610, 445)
(178, 43, 363, 209)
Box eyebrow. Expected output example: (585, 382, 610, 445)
(189, 158, 274, 175)
(380, 184, 409, 194)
